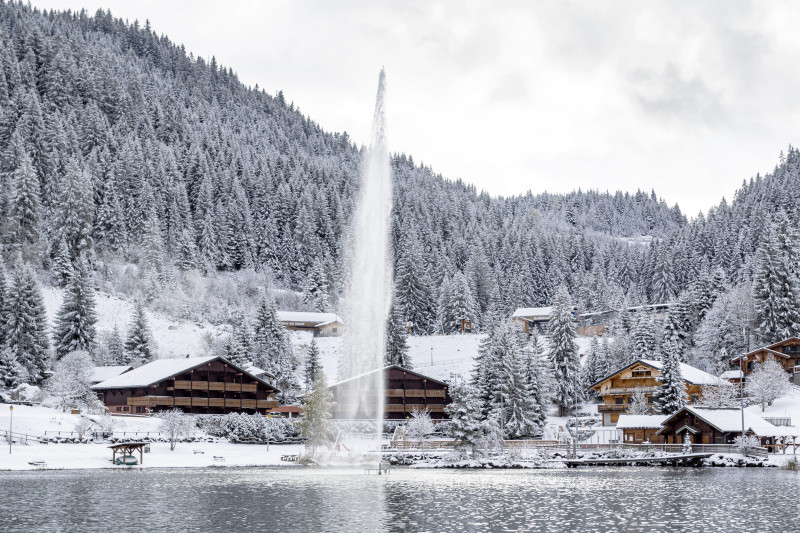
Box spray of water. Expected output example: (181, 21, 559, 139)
(341, 69, 392, 437)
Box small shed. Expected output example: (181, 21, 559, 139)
(277, 311, 345, 337)
(616, 414, 668, 444)
(657, 406, 775, 445)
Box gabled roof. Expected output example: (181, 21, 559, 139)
(657, 406, 774, 434)
(90, 365, 133, 384)
(328, 365, 449, 389)
(719, 369, 743, 380)
(616, 414, 668, 429)
(277, 311, 344, 326)
(589, 359, 720, 389)
(92, 356, 278, 391)
(732, 337, 800, 362)
(512, 307, 553, 319)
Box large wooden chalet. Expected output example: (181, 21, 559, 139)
(590, 359, 719, 426)
(92, 356, 280, 415)
(731, 337, 800, 381)
(328, 365, 451, 420)
(656, 406, 777, 445)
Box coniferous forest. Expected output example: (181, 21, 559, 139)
(1, 1, 800, 385)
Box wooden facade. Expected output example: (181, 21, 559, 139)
(329, 366, 451, 420)
(93, 357, 280, 415)
(616, 415, 667, 444)
(732, 337, 800, 378)
(590, 360, 715, 426)
(656, 407, 757, 445)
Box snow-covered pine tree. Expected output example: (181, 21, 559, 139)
(438, 271, 478, 334)
(631, 312, 657, 361)
(8, 149, 41, 248)
(752, 213, 800, 342)
(304, 338, 321, 389)
(548, 287, 581, 416)
(105, 325, 126, 365)
(53, 257, 98, 359)
(444, 381, 485, 457)
(0, 348, 23, 390)
(498, 323, 539, 438)
(5, 262, 50, 382)
(302, 259, 329, 312)
(252, 293, 294, 379)
(521, 337, 548, 434)
(470, 319, 503, 418)
(385, 293, 411, 367)
(656, 339, 686, 415)
(124, 302, 155, 366)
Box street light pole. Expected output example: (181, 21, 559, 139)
(574, 371, 579, 459)
(9, 405, 13, 454)
(740, 357, 745, 453)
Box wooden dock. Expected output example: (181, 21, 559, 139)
(564, 453, 713, 467)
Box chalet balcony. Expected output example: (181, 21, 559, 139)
(336, 389, 447, 398)
(335, 403, 446, 413)
(601, 386, 659, 396)
(127, 396, 277, 409)
(597, 404, 628, 413)
(173, 380, 257, 393)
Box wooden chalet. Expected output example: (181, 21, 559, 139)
(511, 307, 554, 334)
(92, 356, 280, 415)
(590, 359, 719, 426)
(277, 311, 345, 337)
(656, 406, 776, 445)
(328, 365, 451, 420)
(616, 414, 668, 444)
(731, 337, 800, 382)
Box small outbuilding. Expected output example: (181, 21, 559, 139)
(615, 414, 668, 444)
(277, 311, 345, 337)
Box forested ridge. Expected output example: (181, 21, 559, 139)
(0, 0, 798, 368)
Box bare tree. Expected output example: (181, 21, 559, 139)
(627, 387, 651, 415)
(406, 407, 435, 441)
(159, 409, 195, 451)
(746, 358, 791, 411)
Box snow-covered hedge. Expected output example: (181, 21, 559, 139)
(199, 413, 300, 442)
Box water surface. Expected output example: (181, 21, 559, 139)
(1, 467, 795, 532)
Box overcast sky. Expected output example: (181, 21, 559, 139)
(31, 0, 800, 216)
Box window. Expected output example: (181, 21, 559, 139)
(691, 395, 699, 404)
(332, 328, 338, 333)
(631, 370, 652, 378)
(615, 397, 624, 405)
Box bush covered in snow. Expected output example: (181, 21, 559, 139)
(200, 413, 300, 443)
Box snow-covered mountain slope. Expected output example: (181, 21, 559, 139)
(42, 288, 224, 359)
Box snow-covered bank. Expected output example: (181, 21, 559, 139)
(0, 441, 303, 471)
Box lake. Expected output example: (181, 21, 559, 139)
(1, 466, 797, 532)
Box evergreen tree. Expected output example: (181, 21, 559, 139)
(438, 271, 478, 334)
(444, 381, 485, 457)
(297, 370, 334, 455)
(657, 340, 687, 414)
(385, 294, 411, 367)
(548, 287, 581, 416)
(304, 338, 321, 389)
(5, 263, 50, 382)
(497, 323, 540, 438)
(106, 325, 126, 365)
(302, 259, 329, 312)
(124, 302, 155, 366)
(0, 348, 23, 390)
(53, 257, 98, 359)
(8, 149, 41, 247)
(752, 214, 800, 342)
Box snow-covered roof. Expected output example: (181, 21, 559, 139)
(277, 311, 344, 326)
(749, 425, 800, 438)
(732, 338, 800, 361)
(615, 414, 668, 429)
(328, 365, 448, 389)
(719, 369, 743, 380)
(669, 407, 775, 434)
(244, 364, 273, 379)
(92, 356, 218, 389)
(90, 365, 133, 384)
(512, 307, 553, 319)
(639, 359, 720, 386)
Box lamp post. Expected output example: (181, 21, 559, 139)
(573, 371, 579, 459)
(739, 356, 746, 454)
(8, 405, 13, 454)
(265, 414, 271, 452)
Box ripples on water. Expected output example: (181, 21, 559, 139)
(1, 467, 797, 532)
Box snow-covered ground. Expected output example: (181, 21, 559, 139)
(745, 386, 800, 422)
(42, 287, 224, 359)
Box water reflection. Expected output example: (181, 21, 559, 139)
(1, 467, 796, 532)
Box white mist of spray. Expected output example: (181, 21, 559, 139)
(341, 69, 392, 436)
